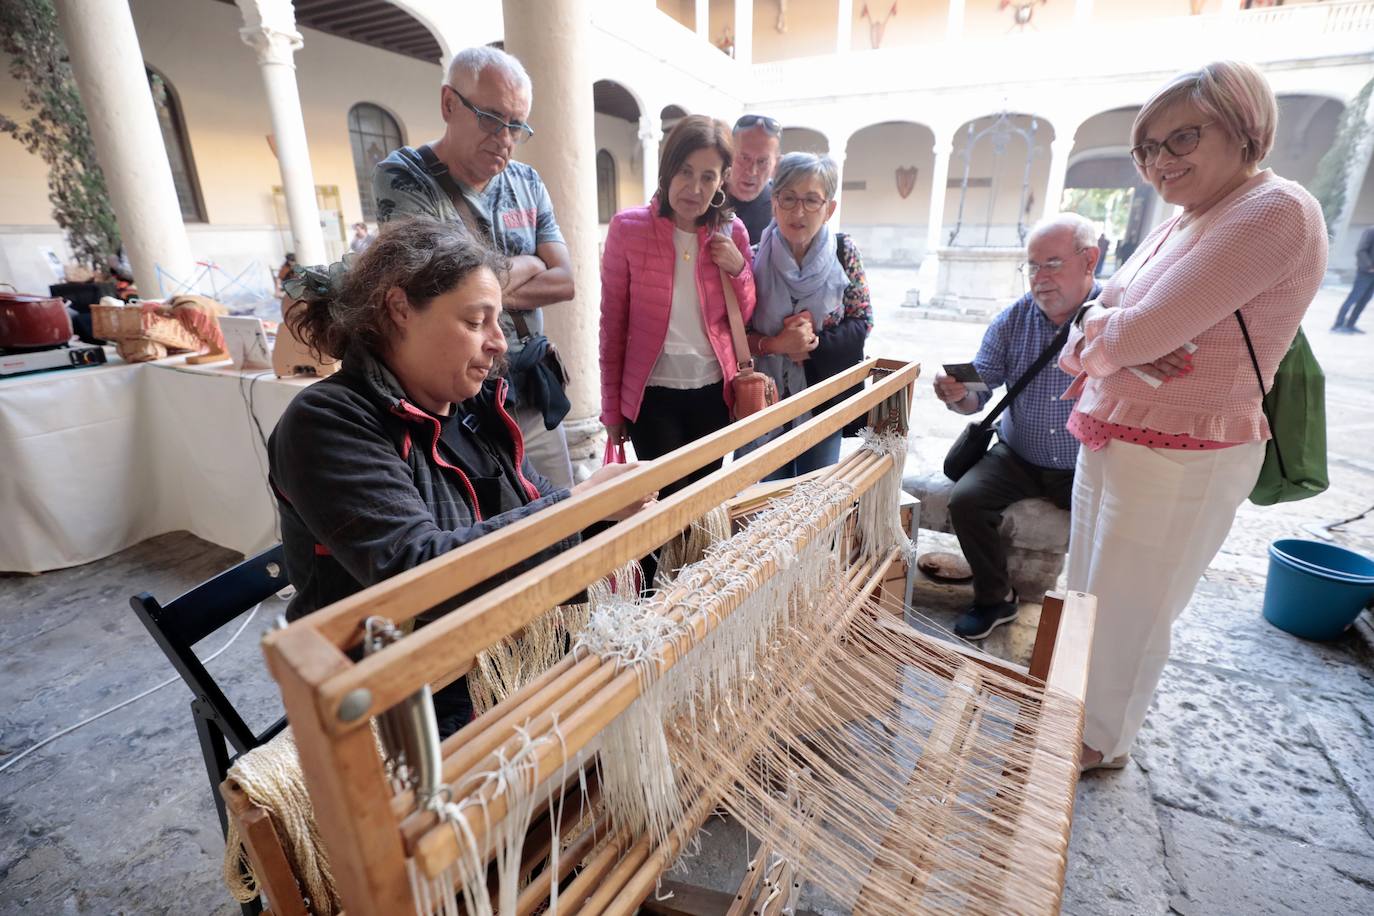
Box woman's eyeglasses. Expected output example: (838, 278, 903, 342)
(774, 190, 827, 213)
(1130, 122, 1213, 167)
(449, 87, 535, 145)
(734, 114, 782, 136)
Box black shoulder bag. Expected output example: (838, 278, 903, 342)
(942, 313, 1077, 482)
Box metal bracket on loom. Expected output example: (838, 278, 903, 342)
(861, 371, 911, 438)
(364, 616, 444, 808)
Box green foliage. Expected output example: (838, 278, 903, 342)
(0, 0, 120, 271)
(1060, 186, 1134, 239)
(1310, 77, 1373, 241)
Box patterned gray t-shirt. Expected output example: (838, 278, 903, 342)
(372, 146, 565, 350)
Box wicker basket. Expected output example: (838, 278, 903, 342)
(91, 302, 200, 351)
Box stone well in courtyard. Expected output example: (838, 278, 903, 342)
(927, 246, 1027, 318)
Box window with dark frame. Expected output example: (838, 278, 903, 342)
(349, 103, 405, 222)
(147, 68, 206, 223)
(596, 149, 618, 224)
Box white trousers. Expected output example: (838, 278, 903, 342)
(516, 405, 574, 491)
(1067, 438, 1265, 759)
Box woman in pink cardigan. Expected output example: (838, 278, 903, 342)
(1060, 61, 1328, 772)
(600, 114, 756, 495)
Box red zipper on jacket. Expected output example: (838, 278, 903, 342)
(492, 378, 542, 501)
(390, 400, 484, 522)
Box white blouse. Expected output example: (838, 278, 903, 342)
(646, 228, 725, 390)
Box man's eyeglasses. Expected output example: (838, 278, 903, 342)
(1021, 247, 1092, 276)
(1130, 122, 1213, 167)
(734, 114, 781, 136)
(448, 86, 534, 145)
(775, 190, 827, 213)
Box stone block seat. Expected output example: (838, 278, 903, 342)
(902, 468, 1071, 601)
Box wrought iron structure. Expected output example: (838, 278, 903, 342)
(947, 111, 1041, 247)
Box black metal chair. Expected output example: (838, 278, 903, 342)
(130, 543, 290, 916)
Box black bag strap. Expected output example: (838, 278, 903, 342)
(416, 144, 534, 339)
(976, 308, 1080, 431)
(1235, 310, 1286, 477)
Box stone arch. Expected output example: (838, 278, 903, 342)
(842, 120, 936, 266)
(594, 80, 644, 221)
(781, 126, 829, 155)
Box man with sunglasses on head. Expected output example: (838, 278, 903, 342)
(373, 46, 576, 490)
(727, 114, 782, 245)
(931, 214, 1101, 640)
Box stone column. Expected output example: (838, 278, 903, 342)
(837, 0, 854, 53)
(1328, 100, 1374, 265)
(504, 0, 603, 469)
(829, 148, 847, 230)
(236, 0, 328, 266)
(734, 0, 753, 63)
(918, 134, 954, 293)
(695, 0, 710, 40)
(946, 0, 966, 42)
(639, 114, 663, 206)
(53, 0, 195, 297)
(1041, 136, 1076, 221)
(1073, 0, 1094, 28)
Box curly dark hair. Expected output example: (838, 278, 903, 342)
(287, 218, 508, 361)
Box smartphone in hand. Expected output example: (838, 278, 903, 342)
(942, 362, 990, 393)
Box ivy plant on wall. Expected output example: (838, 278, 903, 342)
(0, 0, 120, 272)
(1309, 77, 1373, 241)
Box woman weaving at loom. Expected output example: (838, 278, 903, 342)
(268, 218, 650, 736)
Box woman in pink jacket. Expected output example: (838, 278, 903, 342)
(600, 114, 756, 495)
(1060, 61, 1327, 773)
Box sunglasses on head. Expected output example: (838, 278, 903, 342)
(734, 114, 781, 136)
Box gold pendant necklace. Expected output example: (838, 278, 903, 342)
(682, 246, 692, 262)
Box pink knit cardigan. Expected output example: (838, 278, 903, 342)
(599, 204, 756, 426)
(1060, 171, 1328, 442)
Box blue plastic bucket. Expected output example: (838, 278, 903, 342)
(1263, 540, 1374, 641)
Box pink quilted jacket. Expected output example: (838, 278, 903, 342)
(599, 204, 756, 426)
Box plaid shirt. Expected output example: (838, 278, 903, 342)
(967, 287, 1100, 470)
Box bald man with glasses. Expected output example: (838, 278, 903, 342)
(932, 214, 1101, 639)
(373, 45, 576, 489)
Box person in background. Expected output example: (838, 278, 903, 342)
(270, 219, 649, 736)
(1095, 231, 1110, 277)
(1332, 225, 1374, 334)
(744, 151, 872, 479)
(600, 114, 756, 497)
(349, 221, 373, 254)
(372, 45, 577, 491)
(933, 214, 1101, 639)
(1060, 61, 1327, 773)
(274, 252, 297, 298)
(726, 113, 782, 245)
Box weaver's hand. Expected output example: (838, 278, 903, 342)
(1128, 344, 1194, 383)
(574, 461, 656, 520)
(708, 232, 746, 277)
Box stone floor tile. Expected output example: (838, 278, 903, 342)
(1063, 762, 1174, 916)
(1160, 807, 1374, 916)
(1290, 691, 1374, 835)
(1135, 663, 1372, 855)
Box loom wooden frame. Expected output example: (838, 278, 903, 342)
(253, 358, 1095, 914)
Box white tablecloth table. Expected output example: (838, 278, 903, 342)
(0, 352, 315, 573)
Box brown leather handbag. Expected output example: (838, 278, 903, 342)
(720, 267, 777, 420)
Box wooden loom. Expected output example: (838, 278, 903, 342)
(245, 358, 1095, 915)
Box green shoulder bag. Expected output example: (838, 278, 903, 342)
(1236, 313, 1328, 506)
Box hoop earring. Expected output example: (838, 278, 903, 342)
(710, 188, 727, 208)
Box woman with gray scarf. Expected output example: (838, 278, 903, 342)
(745, 152, 874, 478)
